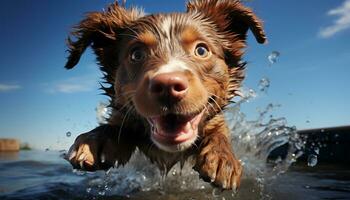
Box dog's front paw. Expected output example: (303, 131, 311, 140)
(66, 130, 117, 171)
(194, 147, 242, 190)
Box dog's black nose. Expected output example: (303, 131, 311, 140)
(149, 72, 188, 102)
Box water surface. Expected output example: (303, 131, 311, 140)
(0, 150, 349, 200)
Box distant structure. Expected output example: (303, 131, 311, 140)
(0, 139, 20, 151)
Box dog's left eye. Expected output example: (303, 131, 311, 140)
(194, 44, 210, 58)
(130, 48, 146, 63)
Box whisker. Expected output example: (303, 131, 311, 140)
(207, 92, 226, 102)
(114, 101, 132, 113)
(114, 90, 136, 100)
(208, 96, 223, 113)
(207, 102, 216, 114)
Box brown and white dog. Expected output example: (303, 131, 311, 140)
(65, 0, 266, 190)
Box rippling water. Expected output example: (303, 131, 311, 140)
(0, 150, 349, 200)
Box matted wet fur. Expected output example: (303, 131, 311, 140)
(65, 0, 266, 190)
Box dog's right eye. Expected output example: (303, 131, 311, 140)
(194, 43, 210, 58)
(130, 48, 146, 63)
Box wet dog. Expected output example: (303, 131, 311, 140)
(65, 0, 266, 190)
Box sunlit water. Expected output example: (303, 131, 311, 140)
(1, 84, 349, 199)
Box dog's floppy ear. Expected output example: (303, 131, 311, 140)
(187, 0, 266, 44)
(64, 2, 142, 69)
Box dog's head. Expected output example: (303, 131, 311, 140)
(65, 0, 266, 152)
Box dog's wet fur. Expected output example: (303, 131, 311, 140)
(65, 0, 266, 190)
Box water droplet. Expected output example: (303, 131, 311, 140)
(248, 89, 256, 98)
(45, 148, 50, 152)
(172, 169, 177, 176)
(307, 154, 318, 167)
(212, 188, 222, 198)
(86, 187, 92, 193)
(268, 51, 280, 65)
(200, 185, 205, 189)
(306, 120, 310, 123)
(98, 191, 105, 196)
(66, 131, 72, 137)
(313, 147, 319, 155)
(304, 185, 310, 189)
(258, 77, 270, 92)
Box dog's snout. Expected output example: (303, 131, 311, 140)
(150, 72, 188, 101)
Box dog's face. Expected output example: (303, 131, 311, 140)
(64, 0, 266, 152)
(116, 14, 231, 152)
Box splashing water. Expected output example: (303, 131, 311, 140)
(69, 87, 311, 199)
(224, 89, 306, 197)
(268, 51, 280, 65)
(307, 154, 318, 167)
(258, 77, 270, 92)
(96, 102, 110, 124)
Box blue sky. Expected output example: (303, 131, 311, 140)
(0, 0, 349, 150)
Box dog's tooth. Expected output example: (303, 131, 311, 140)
(191, 121, 199, 130)
(191, 122, 195, 130)
(155, 123, 161, 132)
(184, 123, 191, 132)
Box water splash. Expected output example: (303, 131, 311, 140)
(226, 99, 302, 176)
(258, 77, 270, 92)
(268, 51, 280, 65)
(96, 102, 110, 124)
(307, 154, 318, 167)
(67, 87, 312, 199)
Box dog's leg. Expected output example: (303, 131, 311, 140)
(194, 115, 242, 190)
(66, 124, 136, 171)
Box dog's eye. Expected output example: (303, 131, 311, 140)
(130, 48, 146, 63)
(194, 44, 210, 58)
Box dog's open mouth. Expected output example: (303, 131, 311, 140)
(148, 110, 204, 146)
